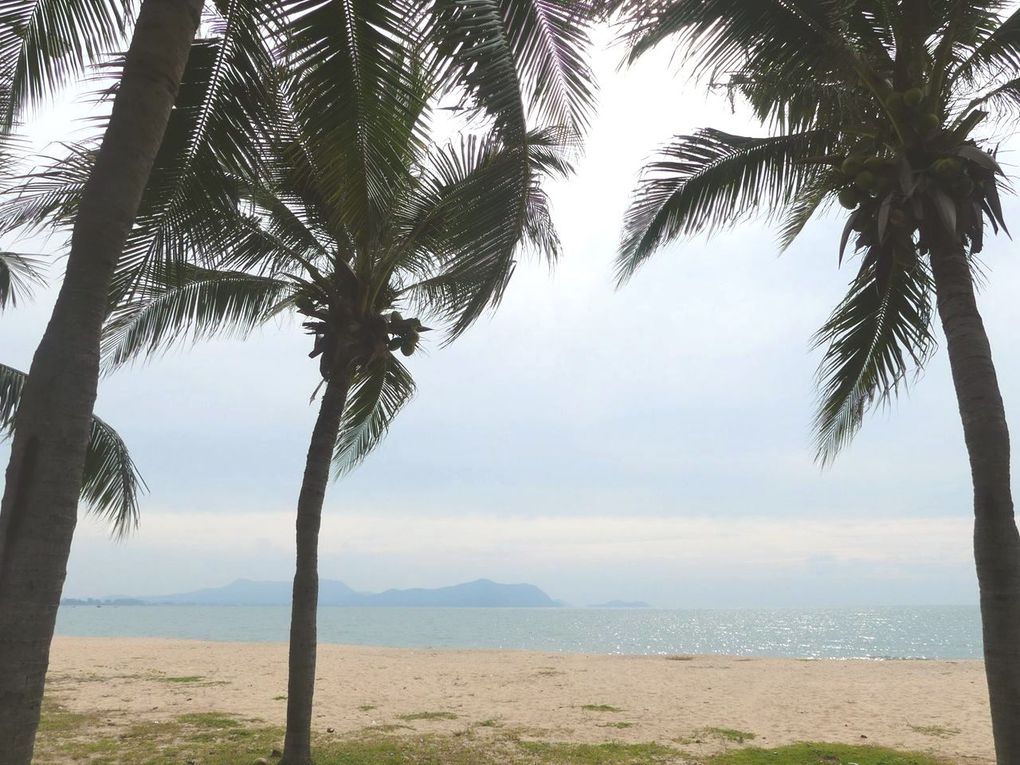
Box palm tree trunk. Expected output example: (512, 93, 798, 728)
(931, 240, 1020, 763)
(0, 1, 202, 760)
(282, 372, 352, 765)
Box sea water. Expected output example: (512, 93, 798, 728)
(54, 605, 981, 659)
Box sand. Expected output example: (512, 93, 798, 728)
(45, 637, 993, 763)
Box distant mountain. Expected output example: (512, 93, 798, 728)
(125, 578, 559, 607)
(588, 600, 652, 609)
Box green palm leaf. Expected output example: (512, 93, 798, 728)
(332, 353, 415, 476)
(813, 244, 935, 464)
(398, 129, 569, 337)
(279, 0, 431, 238)
(105, 0, 276, 302)
(610, 0, 851, 84)
(432, 0, 595, 141)
(617, 129, 831, 283)
(102, 263, 291, 367)
(0, 361, 144, 535)
(0, 250, 45, 309)
(950, 6, 1020, 85)
(0, 0, 133, 127)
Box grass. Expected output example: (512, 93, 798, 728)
(908, 723, 961, 738)
(358, 704, 378, 712)
(33, 702, 952, 765)
(176, 712, 247, 729)
(702, 728, 756, 744)
(581, 704, 623, 713)
(162, 675, 206, 683)
(597, 721, 635, 729)
(519, 741, 682, 763)
(708, 743, 947, 765)
(396, 710, 459, 721)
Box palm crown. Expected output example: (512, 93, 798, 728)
(612, 0, 1018, 461)
(98, 100, 570, 472)
(0, 0, 591, 472)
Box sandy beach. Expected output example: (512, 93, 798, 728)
(40, 636, 994, 763)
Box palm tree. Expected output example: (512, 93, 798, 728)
(93, 103, 570, 765)
(0, 252, 144, 531)
(0, 362, 145, 536)
(0, 0, 203, 758)
(608, 1, 1020, 759)
(0, 1, 594, 759)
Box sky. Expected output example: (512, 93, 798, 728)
(3, 31, 1019, 608)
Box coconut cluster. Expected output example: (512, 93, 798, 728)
(385, 311, 428, 357)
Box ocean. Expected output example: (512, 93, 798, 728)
(54, 605, 982, 659)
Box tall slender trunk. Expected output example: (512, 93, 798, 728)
(282, 372, 352, 765)
(931, 241, 1020, 763)
(0, 1, 202, 760)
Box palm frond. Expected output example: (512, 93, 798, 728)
(81, 413, 145, 537)
(776, 172, 836, 252)
(332, 353, 415, 477)
(0, 362, 145, 535)
(949, 5, 1020, 85)
(108, 0, 277, 301)
(432, 0, 596, 141)
(0, 0, 134, 127)
(0, 142, 93, 235)
(398, 128, 570, 337)
(279, 0, 431, 239)
(0, 250, 45, 308)
(963, 76, 1020, 117)
(102, 263, 290, 368)
(813, 243, 936, 463)
(617, 128, 831, 283)
(611, 0, 854, 86)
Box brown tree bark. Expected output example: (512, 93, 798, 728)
(281, 372, 352, 765)
(0, 1, 203, 761)
(932, 241, 1020, 764)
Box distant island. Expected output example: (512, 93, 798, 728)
(63, 578, 562, 608)
(61, 598, 145, 607)
(588, 600, 652, 608)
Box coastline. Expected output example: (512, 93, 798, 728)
(43, 636, 994, 764)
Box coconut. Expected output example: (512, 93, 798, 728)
(863, 156, 887, 172)
(854, 170, 877, 191)
(903, 88, 924, 108)
(885, 92, 905, 112)
(838, 188, 860, 209)
(932, 157, 962, 179)
(841, 155, 865, 176)
(400, 334, 418, 357)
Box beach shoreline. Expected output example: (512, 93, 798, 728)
(40, 636, 994, 763)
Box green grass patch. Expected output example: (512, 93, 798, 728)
(33, 702, 952, 765)
(597, 721, 635, 729)
(176, 712, 246, 729)
(703, 727, 756, 743)
(581, 704, 623, 713)
(396, 710, 459, 721)
(358, 704, 378, 712)
(519, 741, 681, 763)
(707, 742, 947, 765)
(477, 718, 502, 728)
(273, 695, 287, 701)
(35, 700, 99, 736)
(908, 723, 961, 739)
